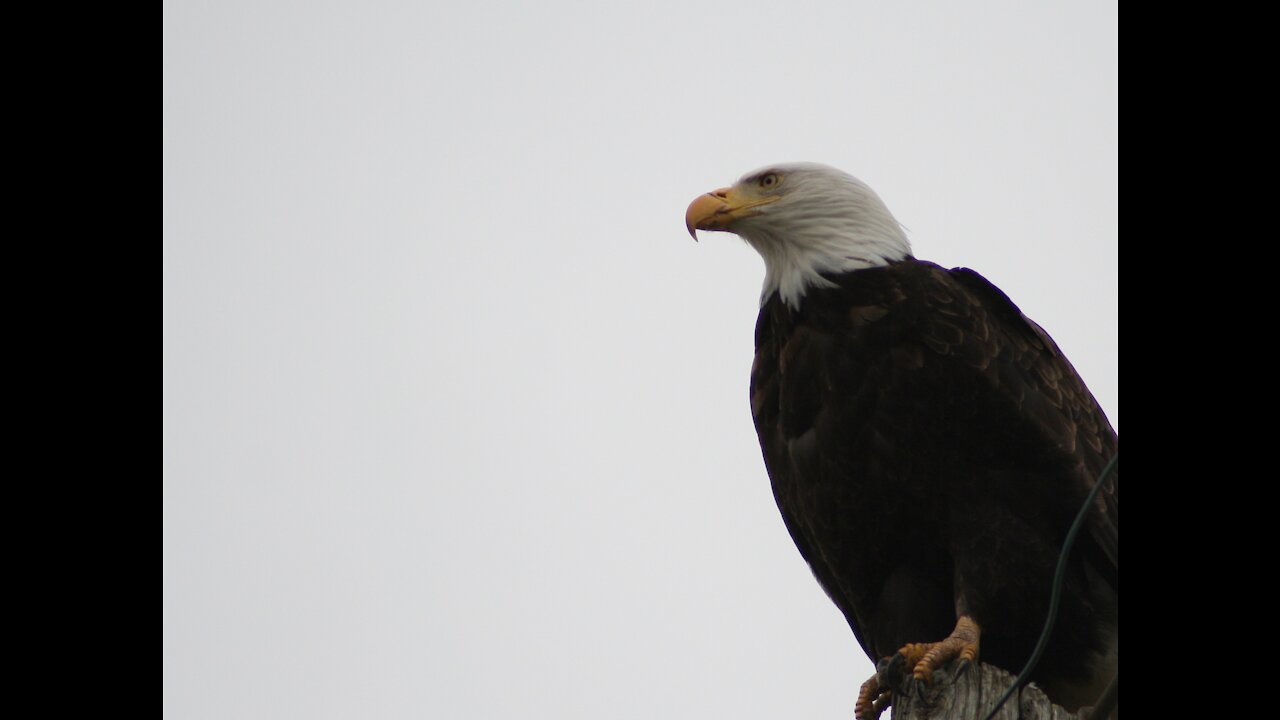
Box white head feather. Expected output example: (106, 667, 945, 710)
(729, 162, 912, 308)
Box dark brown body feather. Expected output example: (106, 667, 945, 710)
(749, 259, 1117, 709)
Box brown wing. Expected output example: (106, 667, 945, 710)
(948, 266, 1118, 572)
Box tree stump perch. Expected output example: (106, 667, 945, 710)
(885, 660, 1084, 720)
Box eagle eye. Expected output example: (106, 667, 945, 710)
(759, 173, 780, 189)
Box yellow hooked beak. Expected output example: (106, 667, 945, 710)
(685, 185, 781, 240)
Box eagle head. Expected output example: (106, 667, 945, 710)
(685, 162, 912, 308)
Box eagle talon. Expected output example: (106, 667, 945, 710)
(854, 675, 892, 720)
(906, 616, 982, 684)
(857, 652, 911, 720)
(877, 649, 908, 678)
(870, 689, 892, 717)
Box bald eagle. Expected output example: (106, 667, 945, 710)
(685, 163, 1117, 719)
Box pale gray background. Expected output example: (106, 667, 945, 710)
(163, 1, 1117, 718)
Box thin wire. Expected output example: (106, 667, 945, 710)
(1082, 674, 1118, 720)
(979, 453, 1118, 720)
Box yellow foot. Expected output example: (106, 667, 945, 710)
(854, 616, 982, 720)
(855, 671, 892, 720)
(908, 615, 981, 684)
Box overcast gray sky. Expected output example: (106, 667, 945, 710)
(163, 1, 1117, 718)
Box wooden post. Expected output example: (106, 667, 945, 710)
(886, 661, 1081, 720)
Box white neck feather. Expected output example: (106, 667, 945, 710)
(733, 166, 912, 309)
(742, 221, 910, 308)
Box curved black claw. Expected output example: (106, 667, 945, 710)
(858, 653, 910, 720)
(876, 651, 909, 685)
